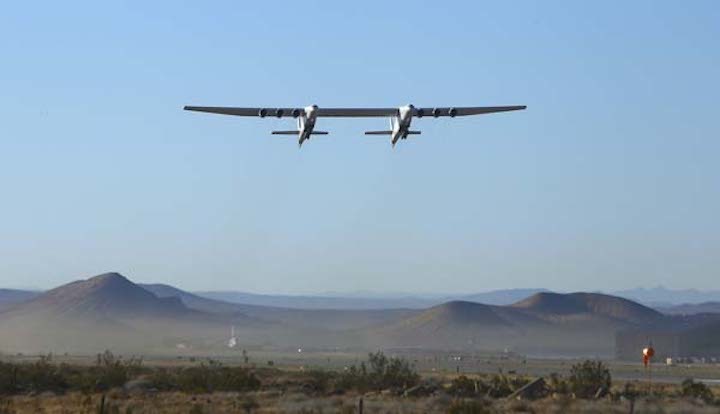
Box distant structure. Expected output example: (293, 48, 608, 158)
(227, 326, 237, 348)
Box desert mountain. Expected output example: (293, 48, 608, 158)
(364, 292, 665, 356)
(0, 273, 259, 354)
(459, 289, 549, 306)
(511, 292, 662, 323)
(10, 273, 191, 319)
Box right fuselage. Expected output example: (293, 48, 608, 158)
(391, 104, 414, 146)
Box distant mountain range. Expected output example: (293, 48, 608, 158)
(610, 286, 720, 308)
(3, 281, 720, 314)
(193, 288, 549, 310)
(2, 272, 704, 358)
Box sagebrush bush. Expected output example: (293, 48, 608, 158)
(568, 360, 611, 399)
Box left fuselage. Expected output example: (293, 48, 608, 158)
(298, 105, 319, 146)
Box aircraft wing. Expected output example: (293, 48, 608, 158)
(184, 106, 299, 117)
(183, 106, 399, 118)
(414, 105, 527, 117)
(184, 105, 526, 118)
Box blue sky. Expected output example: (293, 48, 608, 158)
(0, 1, 718, 293)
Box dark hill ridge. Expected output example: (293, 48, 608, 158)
(13, 272, 190, 318)
(411, 301, 512, 327)
(511, 292, 662, 322)
(139, 283, 245, 315)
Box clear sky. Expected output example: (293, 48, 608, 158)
(1, 1, 718, 293)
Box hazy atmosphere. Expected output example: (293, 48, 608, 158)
(1, 1, 719, 294)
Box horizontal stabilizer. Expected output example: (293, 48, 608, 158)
(311, 131, 329, 135)
(364, 130, 392, 135)
(271, 131, 298, 135)
(407, 131, 421, 135)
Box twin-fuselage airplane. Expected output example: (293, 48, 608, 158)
(184, 104, 526, 147)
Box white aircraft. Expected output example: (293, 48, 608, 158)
(184, 104, 526, 147)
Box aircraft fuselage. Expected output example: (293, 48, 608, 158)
(391, 105, 414, 146)
(298, 105, 319, 146)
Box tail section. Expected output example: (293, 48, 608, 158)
(273, 130, 328, 135)
(407, 131, 421, 135)
(364, 130, 393, 135)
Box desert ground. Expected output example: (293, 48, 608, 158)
(1, 350, 720, 413)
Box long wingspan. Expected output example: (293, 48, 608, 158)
(183, 105, 526, 118)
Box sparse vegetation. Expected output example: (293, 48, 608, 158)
(0, 352, 259, 395)
(146, 359, 260, 393)
(681, 378, 715, 403)
(568, 360, 611, 398)
(338, 351, 419, 392)
(1, 354, 719, 413)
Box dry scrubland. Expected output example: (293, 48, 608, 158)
(1, 352, 720, 413)
(4, 392, 720, 414)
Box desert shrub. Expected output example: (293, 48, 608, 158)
(338, 352, 419, 392)
(22, 355, 69, 392)
(449, 375, 480, 397)
(0, 363, 18, 394)
(88, 350, 143, 391)
(568, 360, 611, 398)
(486, 374, 512, 398)
(680, 379, 714, 403)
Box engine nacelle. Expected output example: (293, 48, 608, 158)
(275, 109, 284, 118)
(416, 108, 425, 118)
(291, 108, 301, 118)
(432, 108, 441, 118)
(448, 107, 457, 117)
(258, 108, 268, 118)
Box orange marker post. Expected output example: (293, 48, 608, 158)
(643, 346, 655, 393)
